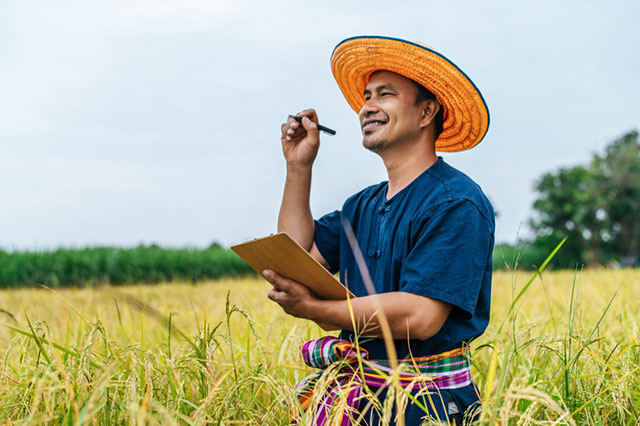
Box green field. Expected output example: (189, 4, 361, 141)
(0, 269, 638, 425)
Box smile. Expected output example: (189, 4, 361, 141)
(363, 120, 387, 130)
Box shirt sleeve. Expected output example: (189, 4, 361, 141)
(399, 199, 494, 320)
(314, 210, 341, 274)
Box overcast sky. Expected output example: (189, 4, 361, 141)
(1, 0, 639, 250)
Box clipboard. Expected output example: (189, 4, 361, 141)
(231, 232, 354, 331)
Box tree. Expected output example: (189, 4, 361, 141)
(529, 130, 640, 268)
(592, 130, 640, 262)
(529, 165, 604, 267)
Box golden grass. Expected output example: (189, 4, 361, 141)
(0, 269, 638, 425)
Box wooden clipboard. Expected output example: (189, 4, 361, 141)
(231, 232, 354, 331)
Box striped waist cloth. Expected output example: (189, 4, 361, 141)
(293, 336, 472, 425)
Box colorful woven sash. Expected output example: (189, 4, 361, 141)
(293, 336, 472, 426)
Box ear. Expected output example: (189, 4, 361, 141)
(419, 98, 440, 129)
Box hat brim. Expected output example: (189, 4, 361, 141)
(331, 36, 490, 152)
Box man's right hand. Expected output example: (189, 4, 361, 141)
(280, 109, 320, 169)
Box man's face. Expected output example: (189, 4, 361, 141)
(359, 71, 424, 154)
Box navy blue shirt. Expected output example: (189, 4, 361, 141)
(314, 158, 495, 360)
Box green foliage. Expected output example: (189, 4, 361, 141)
(529, 130, 640, 268)
(0, 245, 255, 288)
(493, 242, 552, 270)
(592, 130, 640, 258)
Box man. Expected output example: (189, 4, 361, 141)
(264, 36, 494, 425)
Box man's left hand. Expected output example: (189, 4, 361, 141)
(263, 270, 319, 320)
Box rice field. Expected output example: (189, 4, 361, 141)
(0, 268, 638, 425)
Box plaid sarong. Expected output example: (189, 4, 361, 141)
(293, 336, 472, 426)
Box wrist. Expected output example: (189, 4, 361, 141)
(305, 298, 328, 323)
(307, 299, 344, 328)
(286, 163, 313, 175)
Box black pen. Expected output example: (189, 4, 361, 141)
(288, 115, 336, 136)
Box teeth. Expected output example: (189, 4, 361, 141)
(364, 121, 385, 129)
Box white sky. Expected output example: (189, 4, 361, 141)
(1, 0, 639, 250)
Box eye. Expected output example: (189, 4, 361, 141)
(380, 92, 392, 97)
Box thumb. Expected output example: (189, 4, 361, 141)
(301, 116, 318, 134)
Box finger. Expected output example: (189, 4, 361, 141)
(267, 287, 280, 302)
(298, 109, 319, 124)
(281, 119, 305, 141)
(281, 127, 300, 142)
(287, 121, 299, 135)
(263, 269, 279, 289)
(263, 270, 290, 291)
(300, 116, 318, 134)
(283, 117, 300, 130)
(287, 116, 301, 131)
(281, 117, 295, 135)
(286, 126, 308, 142)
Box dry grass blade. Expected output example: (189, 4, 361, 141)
(0, 321, 102, 369)
(21, 303, 51, 365)
(114, 293, 205, 358)
(38, 284, 91, 325)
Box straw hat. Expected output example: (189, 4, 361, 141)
(331, 36, 490, 152)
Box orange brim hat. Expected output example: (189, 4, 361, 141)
(331, 36, 490, 152)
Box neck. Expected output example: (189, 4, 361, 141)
(380, 139, 439, 200)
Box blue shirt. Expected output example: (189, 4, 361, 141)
(314, 158, 495, 359)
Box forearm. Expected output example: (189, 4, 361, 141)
(306, 292, 452, 341)
(278, 165, 315, 250)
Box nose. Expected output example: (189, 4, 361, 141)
(359, 99, 379, 122)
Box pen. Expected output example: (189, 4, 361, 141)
(288, 115, 336, 136)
